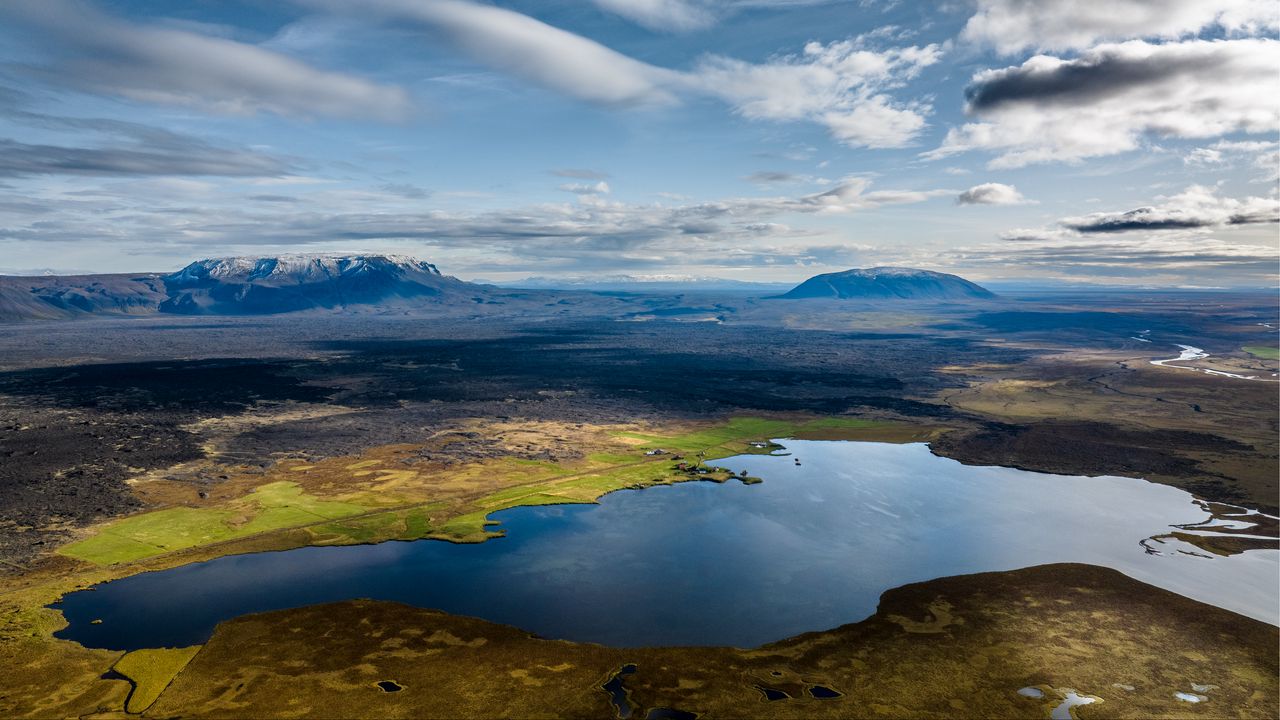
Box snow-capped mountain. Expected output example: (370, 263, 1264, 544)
(779, 267, 995, 300)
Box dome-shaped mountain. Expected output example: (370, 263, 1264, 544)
(779, 267, 994, 300)
(159, 254, 471, 315)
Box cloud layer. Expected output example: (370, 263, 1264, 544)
(0, 176, 946, 272)
(957, 185, 1280, 284)
(953, 233, 1278, 285)
(0, 138, 286, 178)
(1061, 186, 1279, 233)
(0, 98, 290, 178)
(929, 39, 1280, 167)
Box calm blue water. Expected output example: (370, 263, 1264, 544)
(54, 441, 1279, 650)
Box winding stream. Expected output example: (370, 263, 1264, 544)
(1151, 344, 1276, 381)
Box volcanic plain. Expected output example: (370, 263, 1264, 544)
(0, 288, 1276, 718)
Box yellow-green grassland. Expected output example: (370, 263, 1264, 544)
(1243, 345, 1279, 360)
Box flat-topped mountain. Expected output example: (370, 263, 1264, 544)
(159, 254, 469, 315)
(166, 254, 442, 285)
(779, 267, 995, 300)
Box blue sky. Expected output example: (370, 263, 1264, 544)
(0, 0, 1276, 286)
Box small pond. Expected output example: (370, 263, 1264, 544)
(54, 441, 1278, 650)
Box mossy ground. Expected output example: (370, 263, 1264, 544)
(113, 645, 202, 713)
(937, 351, 1279, 511)
(142, 565, 1277, 719)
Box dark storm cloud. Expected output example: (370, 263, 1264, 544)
(1063, 208, 1216, 233)
(964, 48, 1216, 112)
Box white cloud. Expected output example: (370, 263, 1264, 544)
(1211, 140, 1280, 153)
(589, 0, 842, 32)
(307, 0, 678, 106)
(558, 181, 611, 195)
(592, 0, 716, 31)
(956, 182, 1032, 205)
(1186, 140, 1280, 183)
(1183, 147, 1223, 166)
(927, 39, 1280, 167)
(962, 0, 1280, 55)
(1, 0, 410, 120)
(685, 38, 942, 147)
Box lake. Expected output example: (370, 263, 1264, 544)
(54, 440, 1279, 651)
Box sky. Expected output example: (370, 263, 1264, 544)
(0, 0, 1277, 287)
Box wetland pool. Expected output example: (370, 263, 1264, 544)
(55, 440, 1278, 650)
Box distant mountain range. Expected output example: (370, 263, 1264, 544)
(0, 254, 490, 321)
(0, 258, 995, 322)
(778, 267, 995, 300)
(497, 274, 792, 293)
